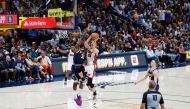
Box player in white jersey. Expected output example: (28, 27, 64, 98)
(84, 35, 99, 98)
(65, 46, 74, 83)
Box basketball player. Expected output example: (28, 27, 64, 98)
(64, 46, 74, 83)
(135, 59, 160, 91)
(72, 44, 85, 106)
(84, 34, 99, 99)
(140, 80, 165, 109)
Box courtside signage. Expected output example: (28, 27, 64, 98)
(0, 14, 18, 25)
(186, 51, 190, 59)
(21, 18, 56, 29)
(131, 55, 139, 66)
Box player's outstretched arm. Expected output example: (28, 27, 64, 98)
(91, 41, 99, 56)
(134, 73, 148, 85)
(84, 35, 91, 49)
(140, 103, 145, 109)
(161, 104, 165, 109)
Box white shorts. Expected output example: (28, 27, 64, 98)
(67, 62, 73, 71)
(85, 65, 96, 78)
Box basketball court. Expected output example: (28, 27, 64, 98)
(0, 66, 190, 109)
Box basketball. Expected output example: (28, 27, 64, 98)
(91, 33, 99, 41)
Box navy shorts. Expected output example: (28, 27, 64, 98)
(72, 65, 84, 81)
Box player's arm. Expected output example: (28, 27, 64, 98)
(58, 49, 69, 55)
(140, 92, 146, 109)
(160, 94, 165, 109)
(84, 35, 91, 49)
(135, 73, 148, 85)
(161, 104, 165, 109)
(140, 103, 145, 109)
(91, 41, 99, 56)
(153, 70, 159, 84)
(94, 48, 99, 56)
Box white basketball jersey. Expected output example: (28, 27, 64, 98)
(87, 50, 96, 65)
(68, 50, 74, 63)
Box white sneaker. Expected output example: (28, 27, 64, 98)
(46, 75, 50, 79)
(50, 75, 53, 78)
(50, 75, 53, 81)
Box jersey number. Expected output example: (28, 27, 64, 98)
(152, 95, 157, 101)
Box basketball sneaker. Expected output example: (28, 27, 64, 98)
(74, 94, 82, 106)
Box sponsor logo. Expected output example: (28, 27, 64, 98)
(0, 14, 18, 25)
(186, 51, 190, 59)
(21, 18, 56, 29)
(131, 55, 139, 66)
(97, 57, 127, 69)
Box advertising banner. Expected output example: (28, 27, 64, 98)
(0, 14, 18, 25)
(51, 51, 147, 76)
(48, 8, 75, 29)
(0, 17, 27, 30)
(186, 51, 190, 59)
(21, 17, 56, 29)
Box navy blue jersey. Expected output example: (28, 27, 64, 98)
(148, 68, 159, 83)
(73, 51, 84, 65)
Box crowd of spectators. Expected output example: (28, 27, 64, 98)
(0, 0, 190, 82)
(78, 0, 190, 66)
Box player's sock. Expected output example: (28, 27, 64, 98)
(65, 77, 67, 81)
(93, 91, 97, 96)
(74, 91, 78, 99)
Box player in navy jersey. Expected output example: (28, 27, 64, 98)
(71, 44, 86, 106)
(135, 59, 160, 91)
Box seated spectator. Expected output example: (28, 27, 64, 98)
(125, 43, 134, 52)
(140, 44, 148, 52)
(106, 46, 112, 54)
(155, 46, 165, 66)
(30, 47, 38, 61)
(134, 44, 141, 51)
(50, 46, 60, 58)
(1, 55, 16, 82)
(0, 53, 5, 82)
(99, 44, 107, 54)
(146, 46, 156, 64)
(165, 43, 177, 62)
(175, 43, 186, 64)
(25, 53, 34, 79)
(37, 51, 53, 80)
(0, 5, 4, 13)
(14, 55, 26, 81)
(32, 58, 43, 79)
(119, 44, 126, 52)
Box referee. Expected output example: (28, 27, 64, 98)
(140, 81, 165, 109)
